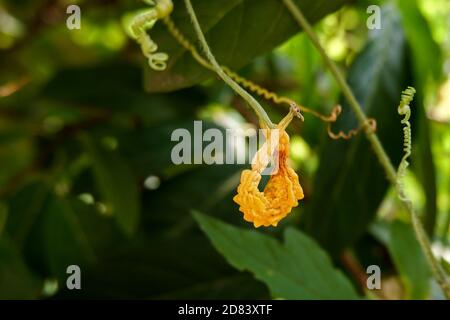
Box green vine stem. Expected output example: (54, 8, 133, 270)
(183, 0, 276, 129)
(282, 0, 450, 298)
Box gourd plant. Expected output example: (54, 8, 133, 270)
(129, 0, 450, 298)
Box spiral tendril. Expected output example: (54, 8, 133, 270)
(130, 0, 173, 71)
(396, 86, 415, 201)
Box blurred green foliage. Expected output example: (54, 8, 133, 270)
(0, 0, 449, 299)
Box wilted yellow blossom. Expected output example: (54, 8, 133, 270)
(233, 110, 304, 227)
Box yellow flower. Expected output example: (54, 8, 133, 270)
(233, 119, 304, 227)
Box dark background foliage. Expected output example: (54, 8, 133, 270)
(0, 0, 449, 299)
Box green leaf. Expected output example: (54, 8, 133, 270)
(372, 221, 431, 299)
(81, 135, 140, 236)
(5, 182, 49, 249)
(55, 235, 268, 299)
(142, 164, 244, 235)
(38, 196, 97, 278)
(412, 91, 437, 235)
(41, 64, 206, 123)
(396, 0, 442, 82)
(145, 0, 351, 92)
(303, 4, 410, 254)
(0, 237, 42, 299)
(119, 120, 226, 177)
(193, 211, 359, 299)
(388, 221, 431, 299)
(7, 186, 125, 282)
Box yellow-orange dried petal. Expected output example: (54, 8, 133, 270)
(233, 128, 304, 228)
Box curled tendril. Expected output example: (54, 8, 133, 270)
(130, 0, 173, 71)
(224, 77, 377, 140)
(396, 86, 415, 201)
(326, 105, 377, 140)
(233, 107, 304, 227)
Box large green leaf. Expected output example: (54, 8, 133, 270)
(142, 164, 244, 236)
(303, 4, 410, 254)
(5, 182, 49, 249)
(412, 91, 437, 236)
(40, 64, 206, 124)
(37, 196, 98, 279)
(119, 120, 228, 178)
(145, 0, 350, 92)
(54, 235, 268, 299)
(395, 0, 442, 82)
(371, 221, 431, 299)
(387, 221, 431, 299)
(81, 135, 140, 236)
(6, 183, 124, 281)
(193, 211, 359, 299)
(0, 237, 42, 299)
